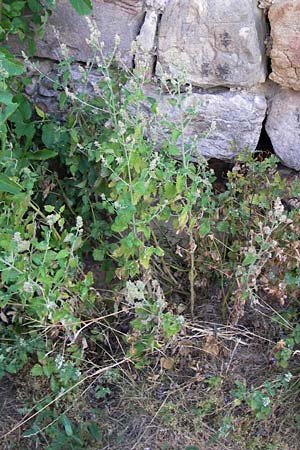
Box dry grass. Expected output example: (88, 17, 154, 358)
(1, 296, 300, 450)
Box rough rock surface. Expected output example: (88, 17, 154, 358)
(157, 0, 267, 88)
(23, 61, 103, 114)
(257, 0, 274, 9)
(135, 10, 158, 74)
(266, 89, 300, 171)
(145, 0, 169, 10)
(9, 0, 145, 65)
(269, 0, 300, 91)
(103, 0, 144, 13)
(144, 86, 267, 160)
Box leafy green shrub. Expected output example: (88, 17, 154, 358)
(1, 9, 300, 447)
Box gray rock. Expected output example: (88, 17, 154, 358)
(9, 0, 145, 66)
(22, 61, 105, 115)
(135, 10, 159, 75)
(266, 89, 300, 171)
(144, 85, 267, 160)
(145, 0, 169, 10)
(157, 0, 267, 88)
(38, 85, 57, 97)
(24, 78, 38, 96)
(103, 0, 144, 14)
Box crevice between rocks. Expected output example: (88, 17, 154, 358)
(255, 118, 274, 156)
(132, 10, 147, 68)
(265, 12, 273, 77)
(152, 12, 163, 76)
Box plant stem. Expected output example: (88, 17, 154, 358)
(189, 230, 196, 318)
(29, 201, 61, 241)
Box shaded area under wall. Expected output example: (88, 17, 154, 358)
(255, 120, 274, 157)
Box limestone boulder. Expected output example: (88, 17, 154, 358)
(144, 86, 267, 160)
(269, 0, 300, 91)
(135, 10, 159, 75)
(157, 0, 267, 88)
(266, 89, 300, 171)
(9, 0, 145, 66)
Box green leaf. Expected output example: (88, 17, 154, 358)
(61, 414, 73, 436)
(242, 252, 257, 266)
(168, 144, 179, 156)
(146, 96, 157, 113)
(164, 181, 176, 199)
(44, 205, 55, 212)
(154, 247, 164, 257)
(30, 149, 58, 160)
(28, 0, 42, 13)
(31, 364, 43, 376)
(176, 174, 186, 193)
(0, 174, 22, 194)
(199, 221, 210, 237)
(0, 91, 14, 105)
(0, 103, 19, 125)
(140, 246, 155, 269)
(112, 206, 135, 233)
(69, 0, 92, 15)
(95, 385, 111, 399)
(93, 248, 105, 261)
(178, 210, 188, 231)
(88, 422, 102, 441)
(35, 105, 46, 118)
(57, 249, 69, 259)
(41, 123, 57, 147)
(13, 94, 32, 120)
(216, 221, 229, 232)
(0, 49, 25, 76)
(172, 128, 181, 142)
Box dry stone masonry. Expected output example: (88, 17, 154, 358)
(266, 89, 300, 171)
(9, 0, 300, 170)
(143, 85, 267, 159)
(157, 0, 267, 88)
(12, 0, 145, 64)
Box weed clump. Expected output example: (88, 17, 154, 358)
(1, 10, 300, 450)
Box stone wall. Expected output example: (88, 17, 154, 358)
(9, 0, 300, 171)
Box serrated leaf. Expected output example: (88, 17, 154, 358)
(242, 252, 257, 266)
(44, 205, 55, 212)
(93, 248, 105, 261)
(176, 174, 185, 193)
(168, 144, 179, 156)
(31, 364, 43, 376)
(57, 249, 69, 259)
(199, 221, 210, 237)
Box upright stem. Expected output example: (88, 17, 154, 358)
(189, 229, 196, 318)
